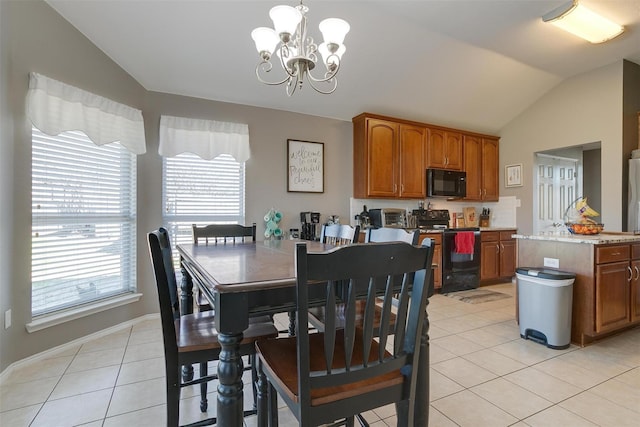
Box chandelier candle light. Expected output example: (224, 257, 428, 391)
(251, 1, 350, 95)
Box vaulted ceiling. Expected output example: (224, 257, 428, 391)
(47, 0, 640, 135)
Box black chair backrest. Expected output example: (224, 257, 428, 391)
(294, 240, 434, 419)
(148, 228, 179, 359)
(192, 223, 256, 245)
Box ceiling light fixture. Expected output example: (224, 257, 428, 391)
(542, 0, 624, 44)
(251, 1, 350, 96)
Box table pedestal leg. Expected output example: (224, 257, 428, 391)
(180, 263, 194, 382)
(217, 331, 244, 426)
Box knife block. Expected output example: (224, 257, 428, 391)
(479, 215, 490, 227)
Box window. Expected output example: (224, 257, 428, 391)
(31, 127, 137, 316)
(162, 153, 245, 255)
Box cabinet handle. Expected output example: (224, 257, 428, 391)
(628, 266, 633, 282)
(500, 243, 504, 252)
(401, 184, 404, 192)
(483, 189, 487, 197)
(635, 265, 639, 281)
(496, 244, 500, 254)
(611, 252, 621, 256)
(394, 184, 397, 192)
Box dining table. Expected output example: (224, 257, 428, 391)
(177, 238, 431, 427)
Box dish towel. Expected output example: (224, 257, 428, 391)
(455, 232, 475, 254)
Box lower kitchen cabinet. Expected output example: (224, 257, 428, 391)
(419, 233, 442, 290)
(480, 230, 516, 283)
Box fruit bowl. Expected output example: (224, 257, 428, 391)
(565, 222, 604, 235)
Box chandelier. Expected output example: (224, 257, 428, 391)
(251, 1, 350, 96)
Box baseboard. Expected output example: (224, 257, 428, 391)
(0, 313, 160, 383)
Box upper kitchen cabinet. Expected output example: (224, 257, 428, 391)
(426, 128, 463, 170)
(353, 114, 426, 199)
(464, 135, 499, 201)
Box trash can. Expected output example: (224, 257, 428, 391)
(516, 267, 575, 349)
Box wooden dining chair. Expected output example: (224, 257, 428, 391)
(320, 223, 360, 245)
(255, 241, 434, 426)
(148, 228, 278, 427)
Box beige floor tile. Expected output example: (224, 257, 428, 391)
(473, 307, 516, 323)
(560, 390, 640, 426)
(428, 325, 454, 339)
(429, 342, 457, 364)
(491, 338, 565, 366)
(1, 355, 73, 385)
(432, 390, 518, 427)
(427, 407, 458, 427)
(122, 340, 164, 363)
(79, 329, 130, 353)
(457, 328, 516, 348)
(128, 327, 163, 346)
(431, 334, 486, 356)
(116, 356, 165, 386)
(50, 365, 119, 399)
(462, 348, 527, 376)
(470, 377, 553, 419)
(43, 345, 81, 359)
(0, 376, 59, 412)
(0, 403, 41, 427)
(534, 356, 611, 389)
(436, 314, 494, 334)
(557, 346, 631, 378)
(589, 376, 640, 413)
(614, 366, 640, 388)
(481, 320, 521, 339)
(107, 377, 166, 417)
(430, 368, 464, 401)
(503, 367, 582, 403)
(67, 347, 125, 373)
(131, 318, 161, 332)
(30, 388, 111, 427)
(522, 405, 598, 427)
(432, 357, 497, 388)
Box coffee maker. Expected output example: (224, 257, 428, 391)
(300, 211, 320, 240)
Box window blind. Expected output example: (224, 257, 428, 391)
(162, 153, 245, 257)
(31, 127, 137, 316)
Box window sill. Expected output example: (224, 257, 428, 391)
(26, 293, 143, 333)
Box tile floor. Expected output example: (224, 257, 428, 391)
(1, 282, 639, 426)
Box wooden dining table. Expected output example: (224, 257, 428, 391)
(177, 238, 431, 427)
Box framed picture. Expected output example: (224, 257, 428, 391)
(287, 139, 324, 193)
(505, 163, 523, 188)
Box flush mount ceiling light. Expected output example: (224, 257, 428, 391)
(542, 0, 624, 44)
(251, 1, 350, 96)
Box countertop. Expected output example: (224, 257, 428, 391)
(513, 232, 640, 245)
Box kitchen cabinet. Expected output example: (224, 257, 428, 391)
(464, 136, 499, 201)
(426, 128, 462, 171)
(419, 233, 442, 289)
(516, 236, 640, 346)
(353, 114, 425, 199)
(480, 230, 516, 282)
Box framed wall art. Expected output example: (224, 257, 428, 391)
(505, 163, 523, 188)
(287, 139, 324, 193)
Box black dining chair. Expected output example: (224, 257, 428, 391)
(365, 227, 420, 245)
(255, 240, 434, 426)
(319, 223, 360, 245)
(147, 228, 278, 427)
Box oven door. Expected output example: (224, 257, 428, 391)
(442, 229, 481, 292)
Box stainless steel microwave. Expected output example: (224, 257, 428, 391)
(427, 168, 466, 198)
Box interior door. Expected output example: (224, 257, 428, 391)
(534, 155, 579, 234)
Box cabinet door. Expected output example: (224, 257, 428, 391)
(445, 132, 463, 170)
(398, 124, 426, 198)
(482, 138, 499, 201)
(427, 128, 447, 169)
(463, 135, 482, 201)
(367, 119, 398, 197)
(481, 241, 499, 280)
(631, 259, 640, 323)
(595, 261, 631, 333)
(500, 239, 516, 278)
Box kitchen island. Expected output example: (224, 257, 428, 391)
(514, 232, 640, 346)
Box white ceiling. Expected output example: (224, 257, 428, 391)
(46, 0, 640, 135)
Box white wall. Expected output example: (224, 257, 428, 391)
(499, 62, 624, 234)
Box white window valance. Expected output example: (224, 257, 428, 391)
(158, 115, 250, 162)
(26, 72, 146, 155)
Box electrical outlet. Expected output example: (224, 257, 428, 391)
(544, 257, 560, 268)
(4, 309, 11, 329)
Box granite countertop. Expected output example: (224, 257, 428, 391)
(513, 232, 640, 245)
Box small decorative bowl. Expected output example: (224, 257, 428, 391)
(566, 222, 604, 235)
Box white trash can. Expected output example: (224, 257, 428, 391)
(516, 267, 575, 349)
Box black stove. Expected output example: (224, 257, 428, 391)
(412, 209, 450, 229)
